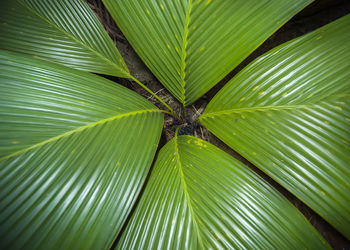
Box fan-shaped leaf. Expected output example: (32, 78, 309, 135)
(117, 135, 328, 249)
(200, 15, 350, 238)
(0, 0, 129, 77)
(104, 0, 313, 105)
(0, 50, 163, 249)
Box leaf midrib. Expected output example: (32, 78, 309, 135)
(174, 133, 204, 249)
(201, 104, 312, 118)
(201, 93, 350, 118)
(179, 0, 193, 106)
(17, 0, 129, 75)
(0, 109, 161, 162)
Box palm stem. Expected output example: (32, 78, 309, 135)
(128, 74, 178, 118)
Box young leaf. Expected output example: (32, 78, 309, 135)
(116, 135, 328, 249)
(200, 15, 350, 238)
(0, 0, 129, 77)
(104, 0, 313, 105)
(0, 50, 163, 249)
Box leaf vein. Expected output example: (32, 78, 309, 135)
(16, 0, 129, 75)
(174, 130, 205, 249)
(0, 109, 161, 162)
(179, 0, 193, 105)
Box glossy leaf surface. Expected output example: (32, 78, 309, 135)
(117, 135, 328, 249)
(0, 0, 129, 77)
(0, 50, 163, 249)
(104, 0, 312, 105)
(201, 15, 350, 238)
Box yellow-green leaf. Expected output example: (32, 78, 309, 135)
(117, 135, 328, 249)
(104, 0, 313, 105)
(0, 0, 129, 77)
(200, 15, 350, 238)
(0, 50, 163, 249)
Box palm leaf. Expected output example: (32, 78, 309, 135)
(0, 0, 129, 77)
(103, 0, 313, 105)
(0, 50, 163, 249)
(200, 15, 350, 238)
(117, 135, 328, 249)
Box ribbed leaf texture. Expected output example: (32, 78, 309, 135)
(103, 0, 312, 105)
(0, 50, 163, 249)
(200, 15, 350, 238)
(0, 0, 129, 77)
(117, 135, 329, 249)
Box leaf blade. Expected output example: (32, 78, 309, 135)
(104, 0, 313, 105)
(116, 135, 328, 249)
(0, 50, 163, 249)
(0, 0, 129, 77)
(200, 15, 350, 238)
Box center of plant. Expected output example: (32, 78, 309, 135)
(163, 103, 207, 141)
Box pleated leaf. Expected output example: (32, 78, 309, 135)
(0, 50, 163, 249)
(103, 0, 313, 105)
(0, 0, 129, 77)
(117, 135, 328, 249)
(200, 15, 350, 238)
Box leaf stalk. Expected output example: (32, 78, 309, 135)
(128, 75, 179, 119)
